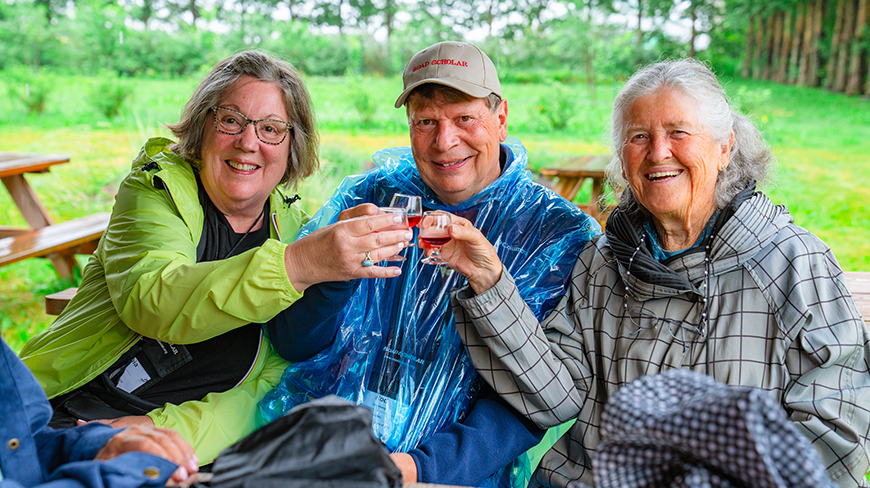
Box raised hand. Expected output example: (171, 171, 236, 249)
(284, 212, 413, 291)
(434, 215, 503, 294)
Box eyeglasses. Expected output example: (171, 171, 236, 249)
(211, 106, 292, 145)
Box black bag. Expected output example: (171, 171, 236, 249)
(207, 396, 402, 488)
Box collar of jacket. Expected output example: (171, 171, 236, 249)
(605, 182, 792, 301)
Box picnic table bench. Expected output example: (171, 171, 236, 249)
(0, 212, 110, 276)
(538, 154, 615, 224)
(847, 272, 870, 329)
(0, 152, 110, 278)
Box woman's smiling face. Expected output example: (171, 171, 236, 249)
(621, 87, 732, 225)
(199, 76, 290, 221)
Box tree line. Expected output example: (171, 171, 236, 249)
(742, 0, 869, 96)
(2, 0, 869, 98)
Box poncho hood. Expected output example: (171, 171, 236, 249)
(369, 136, 533, 212)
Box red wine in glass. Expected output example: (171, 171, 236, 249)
(407, 215, 423, 228)
(420, 236, 451, 247)
(391, 194, 423, 247)
(419, 211, 452, 265)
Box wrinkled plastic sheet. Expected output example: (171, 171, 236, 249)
(260, 138, 600, 482)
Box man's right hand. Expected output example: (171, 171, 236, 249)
(94, 424, 199, 485)
(439, 216, 503, 294)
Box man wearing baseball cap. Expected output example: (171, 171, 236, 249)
(259, 41, 600, 486)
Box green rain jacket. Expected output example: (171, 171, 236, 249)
(19, 137, 307, 463)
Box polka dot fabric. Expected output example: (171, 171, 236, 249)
(589, 370, 836, 488)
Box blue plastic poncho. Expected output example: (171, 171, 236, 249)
(259, 137, 599, 463)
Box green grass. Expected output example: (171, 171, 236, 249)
(1, 75, 868, 353)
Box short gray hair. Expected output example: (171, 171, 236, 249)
(405, 84, 502, 122)
(167, 50, 319, 188)
(606, 58, 774, 210)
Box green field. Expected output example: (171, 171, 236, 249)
(1, 74, 869, 352)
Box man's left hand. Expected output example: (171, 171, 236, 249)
(94, 423, 199, 485)
(77, 415, 154, 429)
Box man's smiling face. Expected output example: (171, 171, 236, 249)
(408, 93, 507, 206)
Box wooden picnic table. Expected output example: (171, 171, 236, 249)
(0, 152, 71, 236)
(538, 154, 615, 224)
(0, 152, 109, 278)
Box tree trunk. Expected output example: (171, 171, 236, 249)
(188, 0, 199, 25)
(743, 13, 755, 78)
(690, 4, 697, 58)
(637, 0, 644, 64)
(834, 0, 855, 91)
(789, 5, 804, 83)
(778, 9, 793, 82)
(809, 0, 824, 87)
(754, 13, 764, 79)
(771, 11, 784, 81)
(825, 0, 845, 89)
(847, 0, 868, 94)
(385, 0, 394, 38)
(762, 13, 776, 79)
(799, 1, 815, 85)
(866, 51, 870, 95)
(585, 48, 597, 102)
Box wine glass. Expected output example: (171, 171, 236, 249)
(379, 207, 410, 262)
(419, 211, 452, 265)
(389, 194, 422, 246)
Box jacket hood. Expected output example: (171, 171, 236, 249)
(606, 185, 793, 302)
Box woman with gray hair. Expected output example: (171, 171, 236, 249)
(20, 50, 410, 465)
(440, 58, 870, 486)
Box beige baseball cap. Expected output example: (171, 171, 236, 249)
(394, 41, 502, 108)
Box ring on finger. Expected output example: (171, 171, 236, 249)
(362, 251, 374, 267)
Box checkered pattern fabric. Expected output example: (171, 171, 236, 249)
(454, 192, 870, 488)
(589, 369, 835, 488)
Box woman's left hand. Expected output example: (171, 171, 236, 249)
(437, 215, 503, 294)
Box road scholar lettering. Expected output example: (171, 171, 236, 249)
(412, 59, 469, 72)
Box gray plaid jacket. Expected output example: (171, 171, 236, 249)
(454, 192, 870, 488)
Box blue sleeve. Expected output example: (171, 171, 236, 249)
(35, 423, 119, 469)
(407, 386, 545, 486)
(265, 280, 361, 362)
(0, 453, 177, 488)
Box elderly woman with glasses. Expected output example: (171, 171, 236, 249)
(19, 50, 409, 465)
(440, 58, 870, 487)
